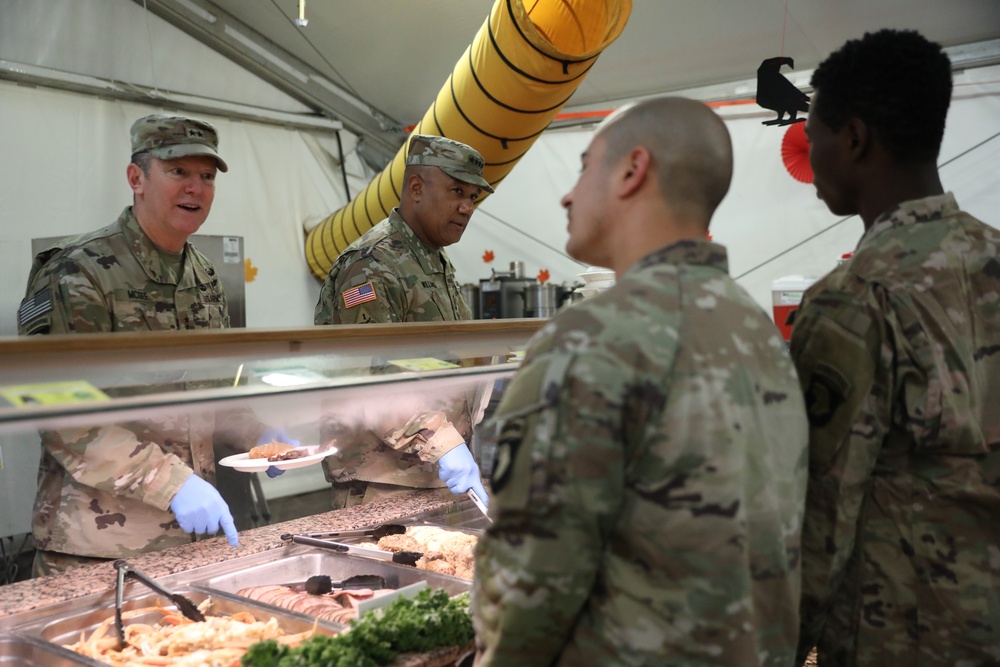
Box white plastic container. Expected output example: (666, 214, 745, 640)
(771, 275, 816, 341)
(575, 267, 616, 300)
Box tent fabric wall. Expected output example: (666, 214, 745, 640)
(2, 74, 997, 335)
(0, 0, 311, 116)
(469, 70, 1000, 312)
(0, 81, 371, 335)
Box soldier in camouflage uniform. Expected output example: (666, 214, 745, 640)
(17, 114, 265, 575)
(314, 134, 493, 507)
(792, 31, 1000, 666)
(473, 97, 809, 666)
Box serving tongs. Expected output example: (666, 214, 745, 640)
(285, 573, 388, 594)
(298, 523, 407, 541)
(280, 533, 423, 567)
(113, 559, 206, 646)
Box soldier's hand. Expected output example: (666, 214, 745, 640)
(437, 443, 489, 507)
(169, 474, 239, 546)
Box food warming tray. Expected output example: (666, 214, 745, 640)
(0, 634, 98, 666)
(185, 544, 471, 597)
(17, 586, 339, 649)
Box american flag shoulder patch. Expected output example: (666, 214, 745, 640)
(18, 289, 53, 327)
(342, 281, 377, 309)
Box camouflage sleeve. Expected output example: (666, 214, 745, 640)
(789, 287, 888, 662)
(473, 344, 625, 665)
(213, 407, 267, 454)
(19, 258, 114, 334)
(40, 424, 193, 511)
(314, 250, 408, 325)
(380, 411, 467, 463)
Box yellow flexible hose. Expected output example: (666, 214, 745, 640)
(305, 0, 631, 278)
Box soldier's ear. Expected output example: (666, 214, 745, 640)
(406, 173, 423, 200)
(845, 118, 870, 160)
(618, 147, 650, 198)
(126, 162, 145, 195)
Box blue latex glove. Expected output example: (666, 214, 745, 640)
(437, 443, 489, 507)
(257, 427, 301, 478)
(168, 474, 238, 546)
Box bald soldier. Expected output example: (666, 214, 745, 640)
(472, 98, 809, 666)
(17, 114, 287, 575)
(314, 134, 492, 508)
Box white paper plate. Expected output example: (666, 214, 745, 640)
(578, 267, 616, 284)
(218, 445, 336, 473)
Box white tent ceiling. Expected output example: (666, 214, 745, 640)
(3, 0, 999, 161)
(144, 0, 1000, 151)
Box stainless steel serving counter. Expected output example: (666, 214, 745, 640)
(0, 489, 474, 620)
(0, 489, 485, 666)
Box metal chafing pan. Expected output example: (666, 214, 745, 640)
(400, 499, 492, 531)
(181, 543, 470, 597)
(0, 634, 97, 666)
(16, 586, 339, 650)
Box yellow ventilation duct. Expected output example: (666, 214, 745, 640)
(305, 0, 632, 278)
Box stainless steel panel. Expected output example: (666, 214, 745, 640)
(187, 547, 470, 598)
(0, 635, 96, 666)
(399, 502, 492, 531)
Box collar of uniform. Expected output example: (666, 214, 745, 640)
(633, 237, 730, 275)
(387, 208, 453, 276)
(119, 206, 187, 285)
(859, 192, 959, 249)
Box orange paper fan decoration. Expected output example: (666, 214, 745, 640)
(781, 122, 813, 184)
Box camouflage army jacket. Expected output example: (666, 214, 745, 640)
(791, 193, 1000, 666)
(19, 207, 228, 333)
(314, 209, 471, 325)
(473, 239, 809, 667)
(18, 207, 258, 560)
(315, 210, 473, 488)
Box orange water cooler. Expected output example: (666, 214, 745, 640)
(771, 276, 817, 342)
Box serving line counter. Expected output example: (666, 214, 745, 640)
(0, 489, 470, 620)
(0, 321, 537, 655)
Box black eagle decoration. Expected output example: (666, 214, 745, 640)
(756, 56, 809, 126)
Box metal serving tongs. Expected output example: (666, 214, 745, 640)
(113, 559, 206, 646)
(298, 524, 407, 541)
(280, 533, 423, 566)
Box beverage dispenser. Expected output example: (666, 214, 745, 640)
(480, 261, 536, 319)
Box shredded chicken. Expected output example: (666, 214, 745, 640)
(375, 527, 478, 580)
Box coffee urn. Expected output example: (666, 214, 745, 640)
(480, 261, 536, 319)
(524, 283, 561, 317)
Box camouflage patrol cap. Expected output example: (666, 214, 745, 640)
(130, 114, 228, 172)
(406, 134, 494, 193)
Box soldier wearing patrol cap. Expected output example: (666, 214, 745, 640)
(314, 134, 492, 509)
(16, 113, 282, 576)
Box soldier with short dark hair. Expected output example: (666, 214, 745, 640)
(792, 29, 1000, 665)
(314, 134, 492, 508)
(472, 97, 809, 666)
(17, 114, 282, 575)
